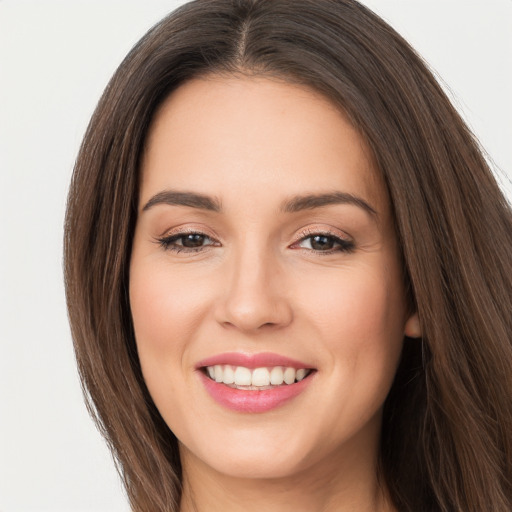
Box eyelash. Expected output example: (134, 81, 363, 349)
(292, 228, 355, 254)
(156, 232, 219, 254)
(156, 229, 355, 255)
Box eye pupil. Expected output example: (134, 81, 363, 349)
(182, 234, 206, 248)
(310, 235, 334, 250)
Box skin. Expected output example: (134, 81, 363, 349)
(129, 75, 421, 512)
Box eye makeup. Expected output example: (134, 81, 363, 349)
(290, 226, 355, 255)
(155, 227, 355, 255)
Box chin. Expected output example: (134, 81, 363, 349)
(202, 454, 311, 481)
(180, 429, 316, 481)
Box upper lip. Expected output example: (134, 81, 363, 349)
(196, 352, 314, 370)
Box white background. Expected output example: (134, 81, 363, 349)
(0, 1, 510, 510)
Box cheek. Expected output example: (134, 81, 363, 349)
(295, 264, 406, 444)
(129, 259, 212, 423)
(303, 263, 403, 327)
(130, 261, 210, 357)
(296, 261, 406, 375)
(129, 268, 173, 397)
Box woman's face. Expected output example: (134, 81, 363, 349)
(130, 76, 418, 481)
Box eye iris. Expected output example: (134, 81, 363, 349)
(181, 234, 206, 248)
(310, 235, 335, 250)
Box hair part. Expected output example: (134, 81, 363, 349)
(64, 1, 512, 510)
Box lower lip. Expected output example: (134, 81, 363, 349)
(199, 371, 314, 413)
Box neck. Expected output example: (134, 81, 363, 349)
(179, 443, 395, 512)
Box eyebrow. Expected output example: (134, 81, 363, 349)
(142, 190, 222, 212)
(282, 192, 377, 216)
(142, 189, 377, 217)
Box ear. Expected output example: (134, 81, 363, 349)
(404, 312, 422, 338)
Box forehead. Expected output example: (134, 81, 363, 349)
(141, 75, 388, 215)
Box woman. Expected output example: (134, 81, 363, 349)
(64, 1, 512, 510)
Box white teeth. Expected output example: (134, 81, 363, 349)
(296, 368, 307, 381)
(269, 366, 284, 385)
(206, 365, 311, 387)
(222, 365, 235, 384)
(234, 366, 252, 386)
(252, 367, 270, 387)
(283, 367, 296, 385)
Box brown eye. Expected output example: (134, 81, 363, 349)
(310, 235, 335, 251)
(157, 232, 218, 252)
(180, 233, 208, 248)
(295, 233, 355, 253)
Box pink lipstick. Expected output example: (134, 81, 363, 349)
(196, 352, 316, 413)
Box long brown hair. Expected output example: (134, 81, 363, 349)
(64, 1, 512, 510)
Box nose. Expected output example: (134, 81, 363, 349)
(214, 244, 293, 333)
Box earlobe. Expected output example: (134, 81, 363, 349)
(404, 312, 422, 338)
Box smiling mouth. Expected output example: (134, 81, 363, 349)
(203, 365, 315, 390)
